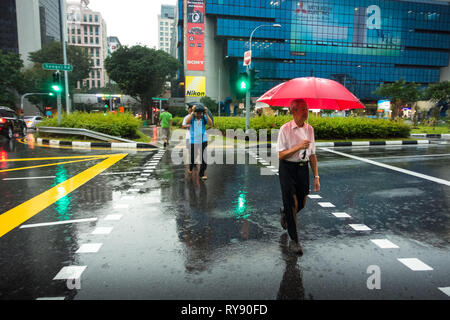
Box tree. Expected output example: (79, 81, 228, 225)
(373, 79, 419, 120)
(28, 42, 92, 90)
(200, 96, 218, 115)
(22, 42, 92, 113)
(423, 81, 450, 119)
(0, 52, 24, 109)
(105, 45, 180, 120)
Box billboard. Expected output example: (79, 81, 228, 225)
(185, 76, 206, 97)
(186, 0, 205, 71)
(290, 2, 401, 56)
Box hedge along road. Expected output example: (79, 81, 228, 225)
(0, 134, 449, 299)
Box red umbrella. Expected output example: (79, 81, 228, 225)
(257, 77, 365, 110)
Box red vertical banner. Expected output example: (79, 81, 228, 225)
(186, 0, 205, 71)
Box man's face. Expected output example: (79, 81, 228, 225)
(291, 101, 308, 122)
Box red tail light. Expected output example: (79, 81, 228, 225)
(0, 118, 6, 124)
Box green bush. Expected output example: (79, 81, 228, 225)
(38, 111, 142, 139)
(212, 115, 411, 139)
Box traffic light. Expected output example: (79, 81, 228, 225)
(249, 69, 260, 90)
(237, 72, 249, 93)
(52, 72, 62, 92)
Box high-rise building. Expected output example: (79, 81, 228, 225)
(67, 0, 108, 89)
(39, 0, 62, 46)
(107, 36, 121, 57)
(177, 0, 450, 109)
(1, 0, 64, 66)
(0, 0, 20, 54)
(158, 5, 176, 54)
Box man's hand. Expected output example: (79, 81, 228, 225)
(297, 139, 310, 150)
(313, 178, 320, 192)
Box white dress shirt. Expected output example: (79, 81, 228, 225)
(277, 120, 316, 162)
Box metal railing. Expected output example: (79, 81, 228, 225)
(37, 127, 138, 143)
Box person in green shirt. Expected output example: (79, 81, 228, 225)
(159, 107, 172, 147)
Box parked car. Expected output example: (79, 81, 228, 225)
(0, 106, 27, 139)
(24, 115, 43, 130)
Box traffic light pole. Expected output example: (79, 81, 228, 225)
(245, 66, 250, 132)
(57, 91, 62, 124)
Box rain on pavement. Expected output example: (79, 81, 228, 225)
(0, 134, 449, 300)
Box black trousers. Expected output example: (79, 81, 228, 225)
(190, 142, 208, 176)
(279, 159, 310, 243)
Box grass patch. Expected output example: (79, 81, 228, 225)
(410, 125, 450, 134)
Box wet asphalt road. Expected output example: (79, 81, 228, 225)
(0, 134, 449, 300)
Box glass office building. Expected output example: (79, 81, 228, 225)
(178, 0, 450, 104)
(0, 0, 19, 53)
(39, 0, 62, 46)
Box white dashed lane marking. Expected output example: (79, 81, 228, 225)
(397, 258, 434, 271)
(348, 224, 372, 231)
(91, 227, 113, 235)
(370, 239, 399, 249)
(53, 266, 87, 280)
(438, 287, 450, 297)
(318, 202, 335, 208)
(76, 243, 103, 253)
(331, 212, 351, 218)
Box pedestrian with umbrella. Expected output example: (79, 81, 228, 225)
(257, 77, 365, 254)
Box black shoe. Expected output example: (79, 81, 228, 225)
(280, 207, 287, 230)
(163, 141, 167, 147)
(289, 240, 304, 255)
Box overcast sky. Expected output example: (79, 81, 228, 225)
(87, 0, 177, 48)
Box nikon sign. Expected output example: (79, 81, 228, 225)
(185, 76, 206, 97)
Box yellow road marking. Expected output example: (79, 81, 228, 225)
(0, 157, 105, 173)
(1, 155, 109, 162)
(0, 153, 128, 238)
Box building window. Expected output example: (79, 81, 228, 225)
(78, 36, 81, 43)
(84, 37, 88, 43)
(96, 59, 100, 66)
(89, 15, 92, 22)
(95, 37, 99, 44)
(83, 15, 87, 22)
(98, 80, 101, 88)
(95, 15, 98, 22)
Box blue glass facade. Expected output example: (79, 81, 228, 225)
(181, 0, 450, 101)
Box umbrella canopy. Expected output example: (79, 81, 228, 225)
(257, 77, 365, 110)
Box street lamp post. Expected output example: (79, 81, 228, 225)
(21, 93, 54, 114)
(245, 24, 281, 132)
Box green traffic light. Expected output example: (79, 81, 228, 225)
(238, 77, 249, 92)
(52, 85, 62, 92)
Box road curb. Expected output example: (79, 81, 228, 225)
(411, 133, 450, 139)
(316, 140, 430, 147)
(36, 138, 157, 149)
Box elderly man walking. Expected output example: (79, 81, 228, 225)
(277, 99, 320, 254)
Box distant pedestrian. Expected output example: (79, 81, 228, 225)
(185, 103, 213, 180)
(159, 107, 172, 147)
(277, 99, 320, 254)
